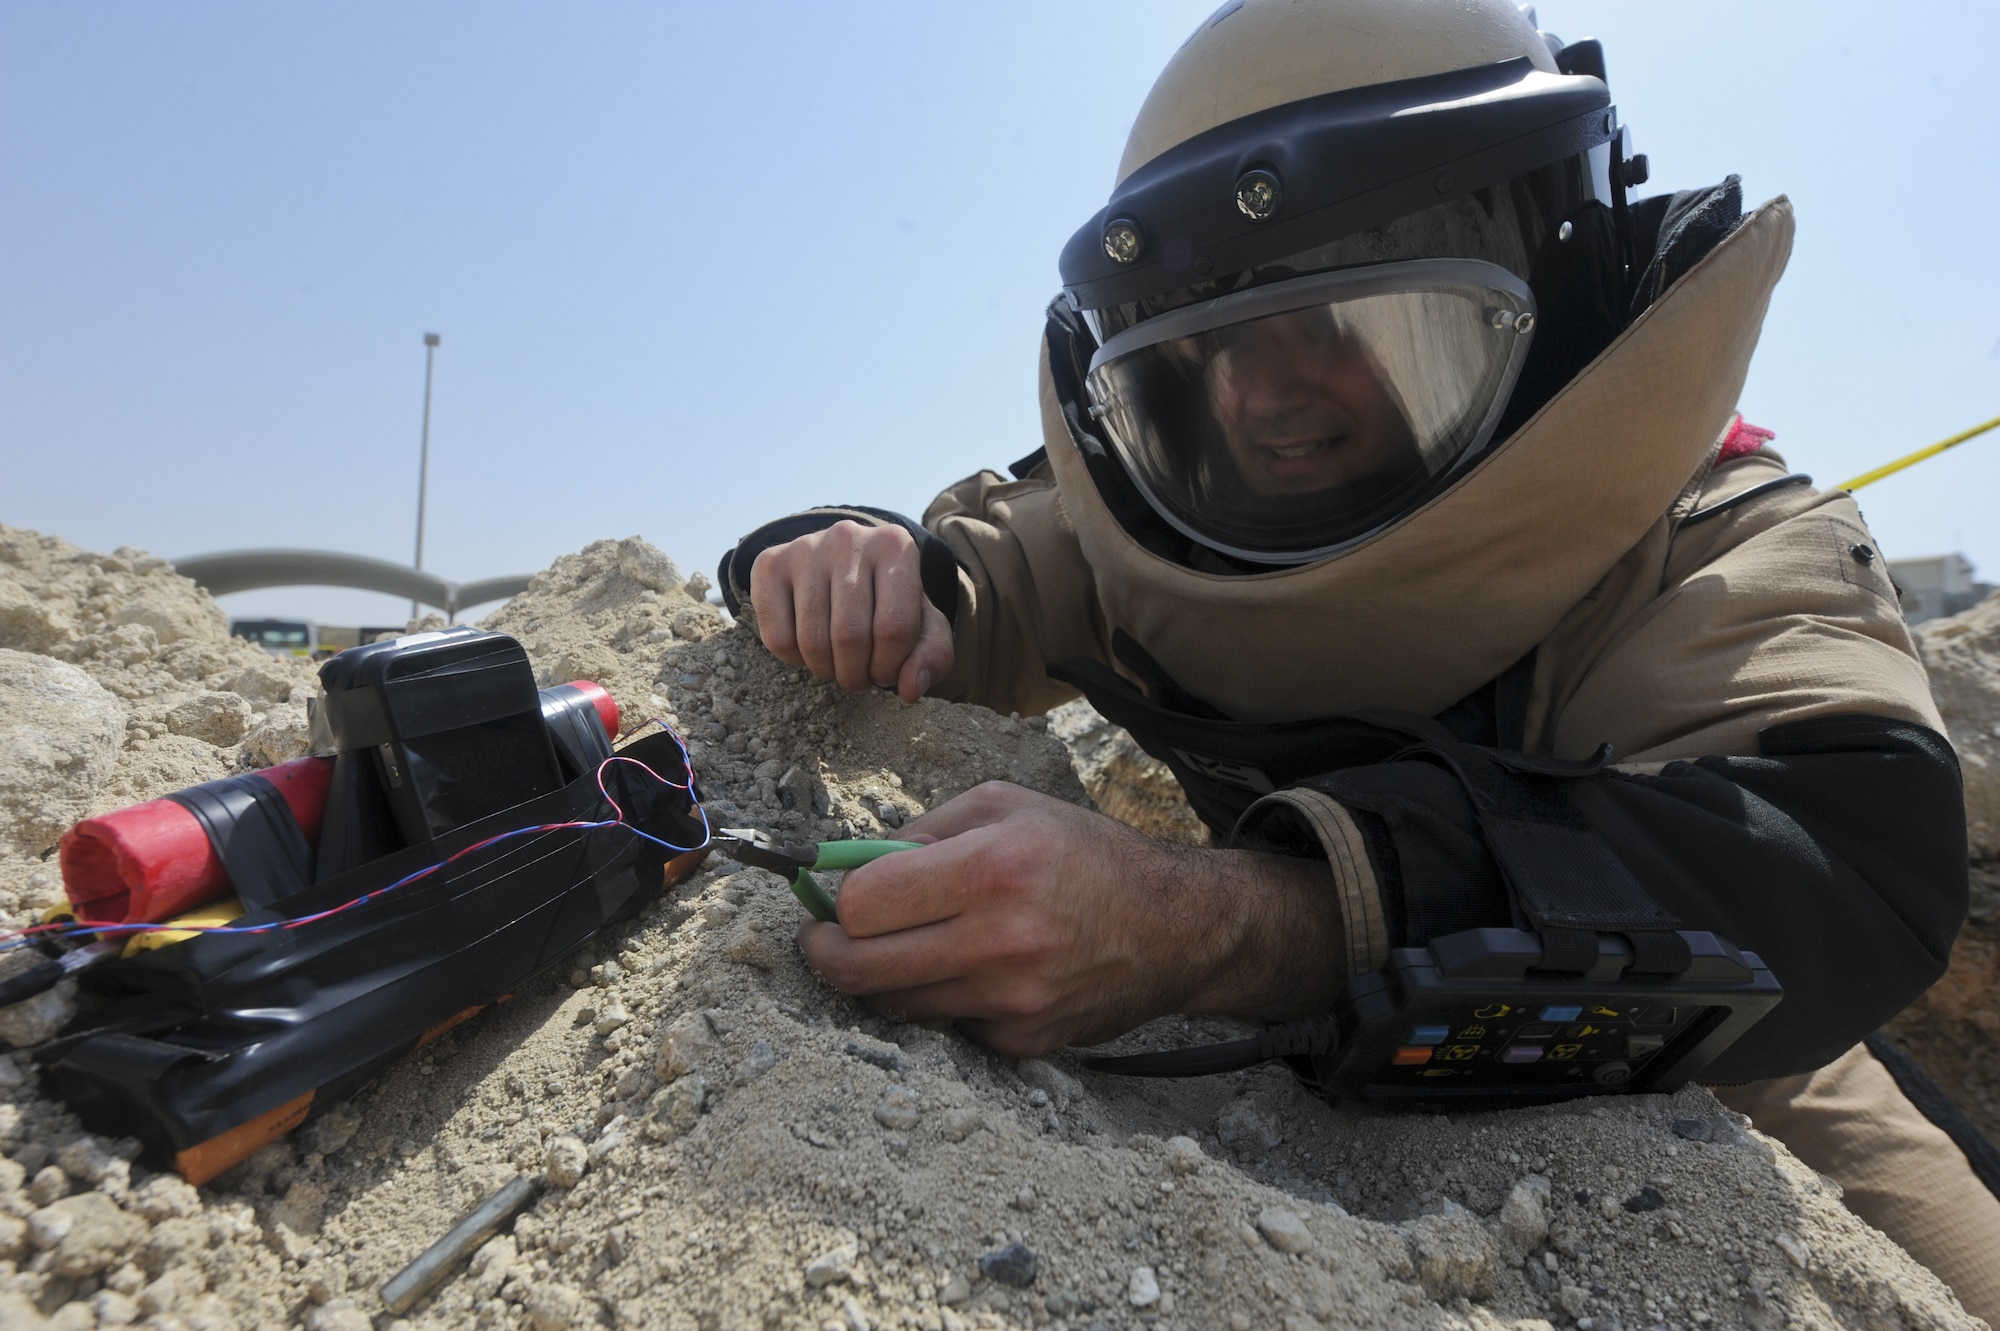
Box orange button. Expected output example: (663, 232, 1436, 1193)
(1392, 1046, 1434, 1066)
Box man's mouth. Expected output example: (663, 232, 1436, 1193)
(1264, 439, 1334, 460)
(1255, 430, 1351, 477)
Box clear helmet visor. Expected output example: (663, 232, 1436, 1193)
(1084, 259, 1537, 564)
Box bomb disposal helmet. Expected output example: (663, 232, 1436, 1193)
(1060, 0, 1643, 565)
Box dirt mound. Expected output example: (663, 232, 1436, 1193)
(1884, 596, 2000, 1145)
(0, 528, 1980, 1331)
(1046, 702, 1205, 846)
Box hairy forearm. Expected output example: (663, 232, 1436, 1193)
(1167, 846, 1345, 1022)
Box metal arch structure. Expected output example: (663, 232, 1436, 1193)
(171, 549, 533, 620)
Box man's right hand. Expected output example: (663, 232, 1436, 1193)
(749, 520, 954, 704)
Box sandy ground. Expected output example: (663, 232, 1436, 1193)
(0, 526, 1984, 1331)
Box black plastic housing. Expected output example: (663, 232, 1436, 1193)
(316, 628, 562, 878)
(1314, 927, 1781, 1105)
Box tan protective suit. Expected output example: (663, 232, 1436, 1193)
(912, 199, 2000, 1319)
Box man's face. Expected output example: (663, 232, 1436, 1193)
(1196, 309, 1421, 498)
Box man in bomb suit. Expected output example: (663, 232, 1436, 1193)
(718, 0, 2000, 1312)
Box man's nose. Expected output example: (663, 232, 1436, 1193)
(1235, 354, 1320, 418)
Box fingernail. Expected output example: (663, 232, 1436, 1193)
(915, 667, 933, 697)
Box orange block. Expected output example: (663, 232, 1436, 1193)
(174, 1091, 315, 1186)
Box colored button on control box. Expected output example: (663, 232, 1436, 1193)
(1392, 1046, 1434, 1066)
(1517, 1023, 1556, 1039)
(1538, 1005, 1583, 1022)
(1500, 1045, 1544, 1064)
(1408, 1025, 1451, 1046)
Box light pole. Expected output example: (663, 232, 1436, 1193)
(412, 332, 440, 620)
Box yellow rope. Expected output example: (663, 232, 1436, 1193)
(1839, 413, 2000, 491)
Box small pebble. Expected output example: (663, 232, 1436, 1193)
(92, 1290, 140, 1326)
(938, 1273, 972, 1306)
(306, 1303, 373, 1331)
(543, 1136, 588, 1189)
(938, 1107, 983, 1143)
(1671, 1117, 1714, 1143)
(844, 1040, 903, 1072)
(593, 1000, 631, 1035)
(1622, 1186, 1666, 1214)
(1164, 1136, 1204, 1176)
(978, 1242, 1039, 1287)
(805, 1241, 857, 1288)
(873, 1086, 921, 1131)
(654, 1013, 713, 1082)
(29, 1207, 77, 1250)
(644, 1075, 709, 1140)
(1256, 1207, 1313, 1254)
(1128, 1265, 1160, 1308)
(30, 1166, 70, 1206)
(739, 1040, 778, 1082)
(526, 1283, 582, 1331)
(589, 1118, 627, 1163)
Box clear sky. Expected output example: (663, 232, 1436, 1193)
(4, 1, 1996, 627)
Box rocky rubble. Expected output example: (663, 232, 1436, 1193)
(0, 524, 1983, 1331)
(1886, 596, 2000, 1144)
(0, 527, 320, 1047)
(1044, 704, 1204, 847)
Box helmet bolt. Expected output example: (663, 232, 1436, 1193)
(1513, 311, 1537, 335)
(1558, 220, 1574, 242)
(1234, 169, 1283, 222)
(1103, 220, 1144, 265)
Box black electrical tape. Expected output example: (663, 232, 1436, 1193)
(1085, 1015, 1341, 1079)
(164, 773, 314, 911)
(0, 958, 63, 1009)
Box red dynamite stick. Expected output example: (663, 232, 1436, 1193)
(562, 680, 619, 739)
(58, 756, 336, 924)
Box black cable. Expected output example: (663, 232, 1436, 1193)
(1679, 473, 1812, 527)
(1864, 1033, 2000, 1201)
(1084, 1014, 1342, 1078)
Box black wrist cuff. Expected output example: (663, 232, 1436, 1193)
(716, 506, 964, 626)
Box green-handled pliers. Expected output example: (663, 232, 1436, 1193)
(713, 828, 923, 922)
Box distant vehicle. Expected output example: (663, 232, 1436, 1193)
(229, 618, 318, 659)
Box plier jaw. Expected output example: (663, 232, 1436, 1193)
(709, 829, 923, 924)
(713, 828, 818, 876)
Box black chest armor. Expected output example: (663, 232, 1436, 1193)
(1049, 631, 1529, 841)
